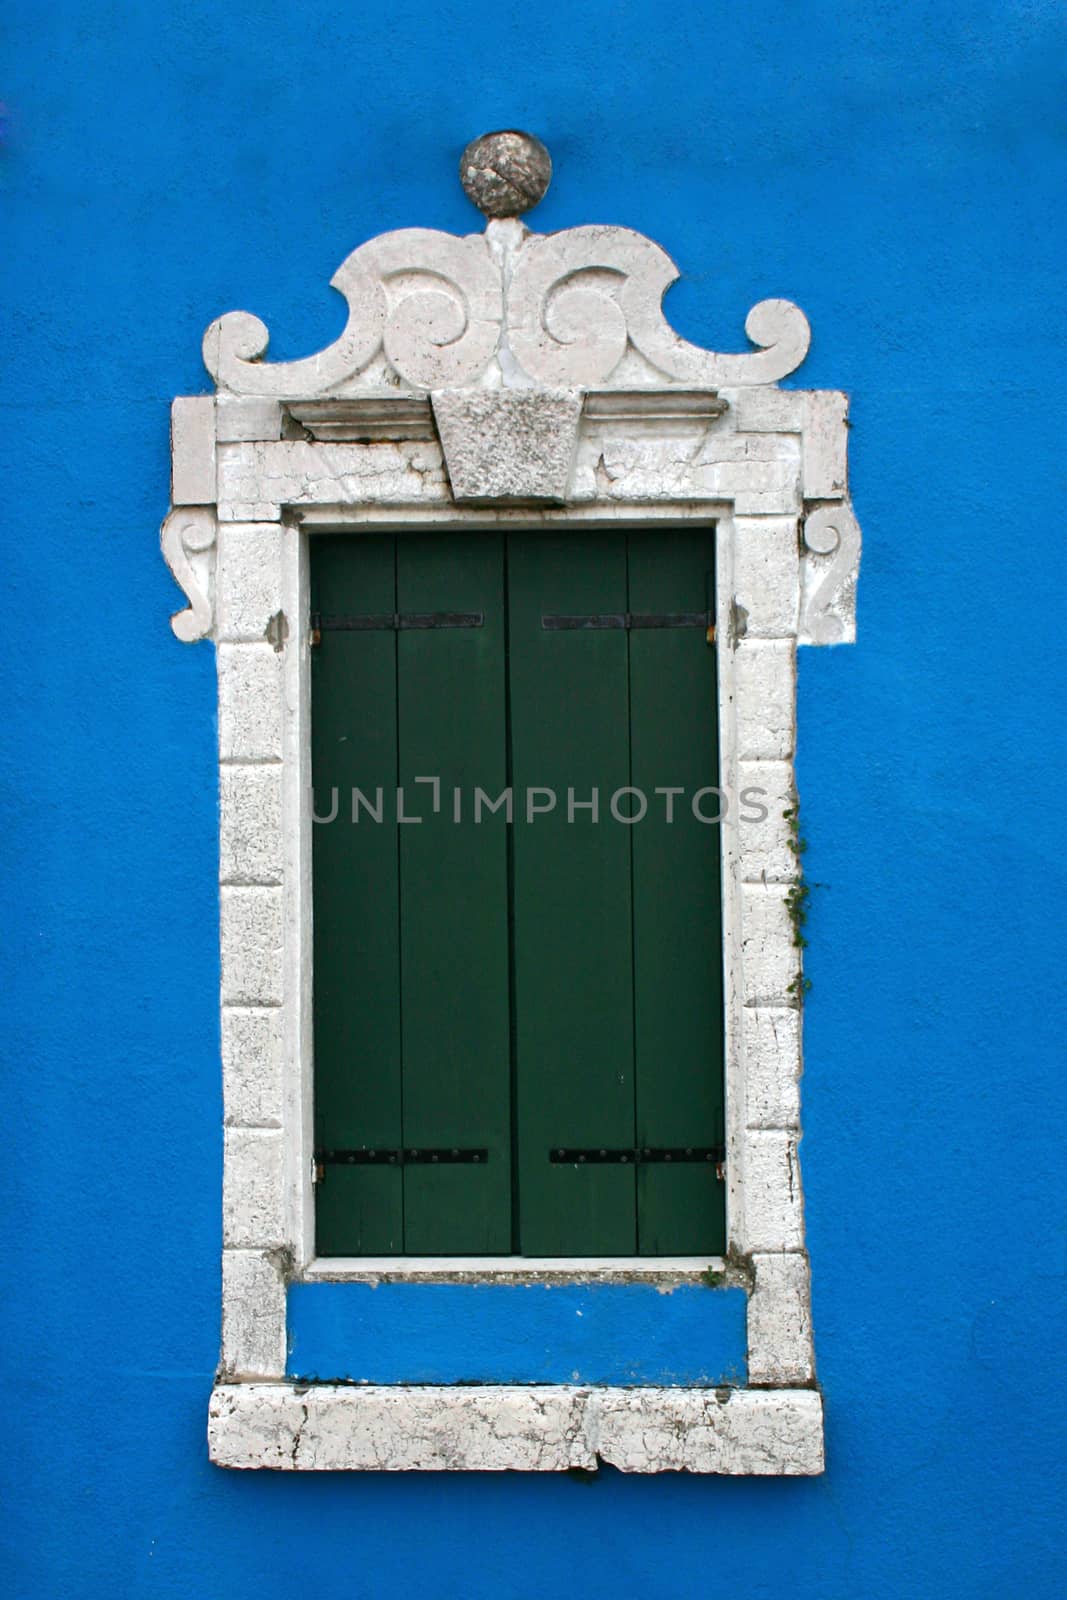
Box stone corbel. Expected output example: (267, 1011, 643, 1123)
(799, 500, 861, 645)
(161, 506, 216, 643)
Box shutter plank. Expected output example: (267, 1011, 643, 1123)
(628, 528, 725, 1255)
(508, 532, 636, 1255)
(311, 535, 403, 1254)
(397, 533, 511, 1253)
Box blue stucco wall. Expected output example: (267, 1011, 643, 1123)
(287, 1283, 747, 1386)
(3, 1, 1065, 1594)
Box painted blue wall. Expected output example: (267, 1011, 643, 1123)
(286, 1283, 747, 1386)
(3, 1, 1064, 1594)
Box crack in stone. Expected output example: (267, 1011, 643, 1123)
(289, 1400, 309, 1468)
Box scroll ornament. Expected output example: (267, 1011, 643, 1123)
(161, 507, 215, 644)
(201, 223, 811, 397)
(799, 503, 862, 646)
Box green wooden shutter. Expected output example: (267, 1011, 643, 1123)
(311, 536, 403, 1253)
(508, 533, 637, 1254)
(508, 530, 724, 1256)
(627, 530, 725, 1254)
(311, 534, 510, 1255)
(311, 528, 724, 1258)
(395, 533, 511, 1253)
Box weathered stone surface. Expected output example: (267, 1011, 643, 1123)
(509, 228, 810, 389)
(220, 1250, 287, 1378)
(741, 1130, 805, 1252)
(216, 523, 284, 643)
(217, 645, 282, 762)
(460, 129, 552, 219)
(208, 1383, 824, 1474)
(222, 1130, 286, 1248)
(742, 1006, 801, 1130)
(735, 759, 796, 883)
(748, 1253, 815, 1386)
(217, 439, 449, 518)
(733, 640, 796, 760)
(587, 1386, 821, 1474)
(200, 219, 813, 399)
(286, 396, 435, 441)
(431, 388, 582, 503)
(221, 1005, 283, 1128)
(728, 388, 848, 503)
(727, 387, 803, 437)
(220, 887, 283, 1006)
(733, 516, 800, 638)
(219, 765, 283, 886)
(573, 431, 801, 514)
(741, 884, 798, 1006)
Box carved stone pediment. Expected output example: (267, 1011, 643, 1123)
(202, 217, 812, 400)
(164, 131, 861, 647)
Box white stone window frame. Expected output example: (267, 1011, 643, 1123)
(162, 207, 861, 1475)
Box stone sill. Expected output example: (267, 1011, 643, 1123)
(208, 1381, 824, 1474)
(301, 1255, 732, 1286)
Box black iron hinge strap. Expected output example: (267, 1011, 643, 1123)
(549, 1146, 724, 1165)
(541, 612, 711, 632)
(311, 611, 483, 638)
(315, 1147, 488, 1166)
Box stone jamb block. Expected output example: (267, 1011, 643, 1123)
(741, 884, 799, 1006)
(742, 1006, 801, 1130)
(221, 1005, 284, 1129)
(747, 1253, 815, 1387)
(735, 759, 796, 884)
(732, 516, 801, 638)
(216, 523, 284, 643)
(217, 644, 283, 763)
(222, 1129, 287, 1249)
(740, 1130, 805, 1253)
(734, 640, 796, 761)
(219, 886, 283, 1006)
(219, 764, 283, 887)
(220, 1250, 288, 1378)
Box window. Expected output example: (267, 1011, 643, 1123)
(310, 528, 724, 1259)
(163, 135, 861, 1471)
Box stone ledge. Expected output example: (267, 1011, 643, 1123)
(208, 1382, 823, 1474)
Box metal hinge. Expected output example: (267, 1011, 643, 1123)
(542, 612, 712, 633)
(310, 610, 483, 645)
(314, 1147, 489, 1175)
(549, 1146, 725, 1165)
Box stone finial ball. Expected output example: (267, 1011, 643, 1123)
(460, 130, 552, 219)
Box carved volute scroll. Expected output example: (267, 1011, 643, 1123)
(203, 229, 504, 396)
(161, 507, 215, 643)
(800, 502, 862, 645)
(507, 227, 811, 388)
